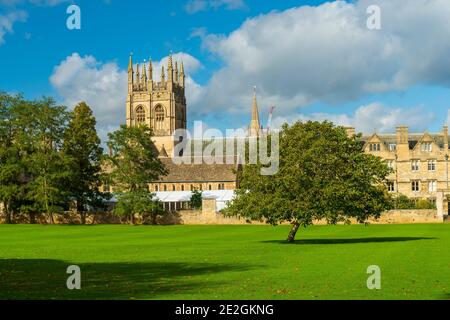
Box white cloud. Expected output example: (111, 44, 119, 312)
(185, 0, 246, 14)
(0, 10, 27, 45)
(50, 53, 128, 144)
(271, 103, 435, 134)
(192, 0, 450, 117)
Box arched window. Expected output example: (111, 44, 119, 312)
(155, 105, 165, 122)
(136, 106, 146, 123)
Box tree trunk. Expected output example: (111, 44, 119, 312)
(287, 222, 300, 243)
(77, 200, 86, 225)
(4, 203, 12, 224)
(49, 212, 55, 224)
(29, 212, 36, 224)
(151, 213, 157, 225)
(81, 212, 86, 225)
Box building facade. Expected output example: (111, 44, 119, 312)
(126, 54, 249, 193)
(126, 54, 186, 157)
(346, 125, 450, 204)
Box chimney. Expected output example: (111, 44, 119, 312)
(396, 126, 409, 161)
(345, 127, 356, 138)
(396, 126, 409, 144)
(444, 125, 448, 152)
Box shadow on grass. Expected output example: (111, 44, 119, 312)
(262, 237, 436, 245)
(0, 259, 254, 300)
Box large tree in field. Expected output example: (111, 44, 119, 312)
(106, 125, 167, 224)
(224, 121, 392, 242)
(62, 102, 105, 224)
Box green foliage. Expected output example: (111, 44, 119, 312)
(114, 190, 164, 224)
(62, 102, 107, 223)
(0, 92, 109, 224)
(393, 195, 436, 210)
(106, 125, 167, 224)
(394, 195, 416, 209)
(0, 93, 25, 223)
(190, 190, 203, 210)
(415, 199, 436, 209)
(224, 121, 392, 241)
(21, 98, 71, 223)
(106, 125, 167, 192)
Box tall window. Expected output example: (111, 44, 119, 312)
(386, 160, 395, 170)
(387, 181, 395, 192)
(411, 160, 420, 171)
(136, 106, 146, 123)
(389, 144, 397, 152)
(155, 105, 165, 122)
(369, 143, 381, 152)
(421, 142, 432, 152)
(411, 180, 420, 192)
(428, 160, 437, 171)
(428, 180, 437, 192)
(155, 105, 165, 131)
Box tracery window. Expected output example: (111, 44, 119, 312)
(136, 106, 146, 123)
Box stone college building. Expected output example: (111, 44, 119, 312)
(124, 53, 450, 218)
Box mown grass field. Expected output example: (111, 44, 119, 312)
(0, 224, 449, 300)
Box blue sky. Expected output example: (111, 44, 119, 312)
(1, 0, 450, 142)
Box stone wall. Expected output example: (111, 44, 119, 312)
(0, 205, 442, 225)
(368, 209, 440, 224)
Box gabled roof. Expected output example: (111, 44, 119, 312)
(359, 133, 449, 150)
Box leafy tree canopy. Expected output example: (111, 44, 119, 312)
(224, 121, 392, 242)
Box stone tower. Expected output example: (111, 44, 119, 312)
(249, 86, 261, 137)
(126, 53, 187, 157)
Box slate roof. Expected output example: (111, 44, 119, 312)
(156, 157, 239, 183)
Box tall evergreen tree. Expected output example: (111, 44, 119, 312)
(62, 102, 104, 224)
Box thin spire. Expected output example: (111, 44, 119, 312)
(161, 65, 165, 83)
(128, 53, 133, 71)
(148, 58, 153, 79)
(174, 61, 179, 83)
(249, 86, 261, 137)
(180, 60, 185, 74)
(142, 61, 147, 80)
(168, 52, 173, 70)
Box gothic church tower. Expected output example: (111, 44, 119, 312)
(126, 53, 187, 157)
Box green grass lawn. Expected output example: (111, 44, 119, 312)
(0, 224, 449, 300)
